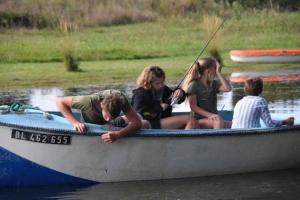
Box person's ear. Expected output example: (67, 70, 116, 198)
(100, 102, 105, 109)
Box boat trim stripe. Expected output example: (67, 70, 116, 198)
(1, 120, 300, 137)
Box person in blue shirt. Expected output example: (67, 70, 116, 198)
(232, 77, 294, 128)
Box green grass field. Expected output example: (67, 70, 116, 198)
(0, 12, 299, 90)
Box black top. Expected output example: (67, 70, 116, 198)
(131, 86, 185, 128)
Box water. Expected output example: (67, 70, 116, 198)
(1, 81, 300, 121)
(1, 81, 300, 199)
(1, 169, 300, 200)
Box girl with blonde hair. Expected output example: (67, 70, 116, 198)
(132, 65, 198, 129)
(183, 57, 232, 128)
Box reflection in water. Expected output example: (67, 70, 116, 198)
(1, 169, 300, 200)
(0, 185, 89, 200)
(1, 81, 300, 199)
(63, 169, 300, 200)
(232, 81, 300, 114)
(0, 84, 135, 111)
(29, 88, 64, 111)
(0, 81, 300, 114)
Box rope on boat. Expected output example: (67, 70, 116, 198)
(0, 102, 53, 120)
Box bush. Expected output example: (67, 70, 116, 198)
(64, 51, 79, 72)
(0, 0, 298, 29)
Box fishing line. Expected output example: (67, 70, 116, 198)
(170, 16, 228, 106)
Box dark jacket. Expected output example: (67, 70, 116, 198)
(131, 86, 185, 128)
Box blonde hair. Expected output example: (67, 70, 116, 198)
(136, 66, 165, 90)
(182, 57, 216, 91)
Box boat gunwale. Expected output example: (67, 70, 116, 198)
(1, 120, 299, 138)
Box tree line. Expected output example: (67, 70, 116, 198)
(0, 0, 299, 29)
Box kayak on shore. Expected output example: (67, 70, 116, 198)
(230, 49, 300, 63)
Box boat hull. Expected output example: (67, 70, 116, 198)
(230, 49, 300, 63)
(1, 111, 300, 187)
(1, 126, 300, 187)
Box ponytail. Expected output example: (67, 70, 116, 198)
(182, 57, 216, 91)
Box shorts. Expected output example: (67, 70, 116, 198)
(149, 118, 161, 129)
(109, 116, 127, 127)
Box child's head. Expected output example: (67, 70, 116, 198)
(197, 57, 216, 76)
(244, 77, 263, 96)
(101, 93, 125, 121)
(182, 57, 217, 90)
(197, 58, 217, 81)
(136, 66, 165, 91)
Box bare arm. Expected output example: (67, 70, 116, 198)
(215, 61, 232, 92)
(56, 96, 87, 133)
(101, 109, 142, 143)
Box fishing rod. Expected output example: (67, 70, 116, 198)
(170, 16, 227, 106)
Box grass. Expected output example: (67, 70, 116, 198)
(0, 18, 203, 62)
(1, 55, 298, 90)
(1, 12, 299, 63)
(0, 12, 299, 90)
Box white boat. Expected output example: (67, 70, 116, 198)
(1, 107, 300, 187)
(230, 49, 300, 63)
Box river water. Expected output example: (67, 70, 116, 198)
(1, 168, 300, 200)
(1, 80, 300, 199)
(1, 80, 300, 114)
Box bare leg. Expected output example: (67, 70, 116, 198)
(185, 116, 200, 129)
(160, 115, 198, 129)
(122, 115, 151, 129)
(198, 115, 227, 129)
(141, 120, 151, 129)
(224, 120, 232, 128)
(198, 118, 214, 129)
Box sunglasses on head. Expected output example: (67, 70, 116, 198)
(149, 66, 164, 77)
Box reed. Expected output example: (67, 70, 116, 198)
(63, 48, 79, 72)
(61, 20, 80, 72)
(201, 15, 224, 65)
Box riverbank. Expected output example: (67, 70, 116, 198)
(0, 12, 299, 90)
(1, 12, 299, 63)
(1, 56, 299, 90)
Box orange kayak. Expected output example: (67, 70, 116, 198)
(230, 49, 300, 63)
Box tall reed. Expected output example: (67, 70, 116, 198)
(201, 15, 224, 65)
(61, 20, 80, 72)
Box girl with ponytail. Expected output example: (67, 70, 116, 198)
(183, 57, 232, 128)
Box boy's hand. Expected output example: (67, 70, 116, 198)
(101, 132, 120, 143)
(283, 117, 294, 126)
(73, 122, 87, 134)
